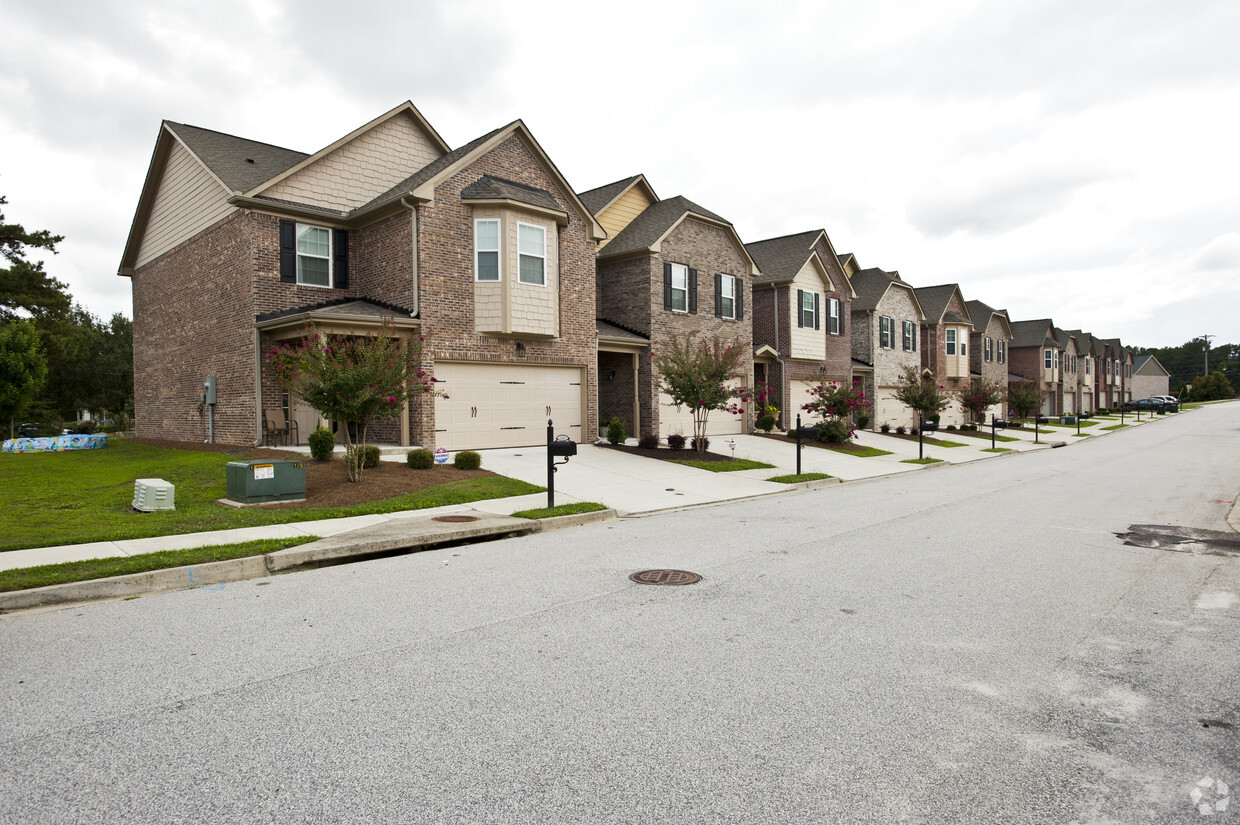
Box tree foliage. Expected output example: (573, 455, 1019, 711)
(1006, 379, 1046, 420)
(1131, 337, 1238, 396)
(1187, 371, 1235, 401)
(0, 320, 47, 439)
(0, 195, 70, 323)
(801, 381, 870, 440)
(957, 379, 1006, 423)
(651, 331, 750, 454)
(892, 365, 953, 421)
(268, 318, 440, 481)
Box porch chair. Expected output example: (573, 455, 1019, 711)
(264, 408, 299, 447)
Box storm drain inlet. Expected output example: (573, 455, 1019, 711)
(629, 569, 702, 586)
(432, 515, 481, 523)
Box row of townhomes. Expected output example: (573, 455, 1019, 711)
(119, 102, 1154, 449)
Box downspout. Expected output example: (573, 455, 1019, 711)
(401, 198, 419, 316)
(251, 326, 263, 447)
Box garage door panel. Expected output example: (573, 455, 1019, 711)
(434, 363, 582, 450)
(658, 379, 745, 439)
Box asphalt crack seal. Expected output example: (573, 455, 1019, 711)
(1115, 524, 1240, 557)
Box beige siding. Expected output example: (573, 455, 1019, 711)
(945, 325, 970, 379)
(789, 259, 827, 361)
(597, 186, 655, 248)
(136, 140, 234, 267)
(263, 113, 443, 210)
(507, 214, 558, 337)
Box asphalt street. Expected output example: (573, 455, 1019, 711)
(2, 403, 1238, 824)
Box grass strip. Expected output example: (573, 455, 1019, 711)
(1100, 423, 1129, 430)
(901, 457, 943, 465)
(0, 537, 318, 592)
(981, 447, 1013, 453)
(1072, 433, 1091, 438)
(766, 473, 832, 483)
(671, 458, 776, 472)
(510, 502, 608, 519)
(929, 440, 967, 448)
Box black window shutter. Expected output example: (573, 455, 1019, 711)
(663, 262, 672, 310)
(688, 269, 698, 314)
(796, 290, 805, 328)
(333, 229, 349, 289)
(714, 272, 722, 317)
(279, 220, 296, 283)
(735, 277, 743, 320)
(813, 293, 820, 330)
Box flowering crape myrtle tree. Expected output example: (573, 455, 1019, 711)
(892, 365, 953, 424)
(268, 317, 441, 481)
(957, 379, 1005, 424)
(652, 331, 750, 455)
(1006, 380, 1046, 422)
(802, 381, 871, 442)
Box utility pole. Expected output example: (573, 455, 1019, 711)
(1203, 334, 1214, 375)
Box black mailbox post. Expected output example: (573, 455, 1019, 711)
(546, 420, 577, 508)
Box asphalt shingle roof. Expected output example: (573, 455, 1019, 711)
(597, 319, 649, 344)
(913, 284, 961, 324)
(597, 195, 731, 261)
(166, 121, 308, 193)
(1009, 319, 1056, 349)
(461, 175, 562, 213)
(577, 175, 643, 216)
(255, 297, 416, 324)
(848, 267, 904, 311)
(745, 231, 822, 285)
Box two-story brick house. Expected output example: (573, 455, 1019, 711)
(119, 102, 606, 450)
(1008, 319, 1062, 416)
(1064, 330, 1097, 414)
(848, 267, 926, 430)
(913, 284, 974, 427)
(1053, 328, 1081, 415)
(578, 176, 758, 440)
(965, 299, 1013, 421)
(744, 230, 854, 429)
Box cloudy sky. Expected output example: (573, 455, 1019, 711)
(2, 0, 1237, 348)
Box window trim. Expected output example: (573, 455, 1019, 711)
(475, 218, 500, 282)
(880, 316, 893, 349)
(670, 263, 689, 313)
(516, 221, 546, 286)
(946, 328, 957, 356)
(902, 320, 916, 351)
(998, 339, 1006, 364)
(719, 273, 736, 319)
(826, 298, 840, 335)
(295, 223, 333, 288)
(984, 337, 993, 362)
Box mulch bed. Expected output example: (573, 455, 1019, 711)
(603, 444, 735, 463)
(132, 438, 496, 509)
(752, 432, 872, 454)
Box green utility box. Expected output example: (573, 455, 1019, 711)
(225, 459, 306, 504)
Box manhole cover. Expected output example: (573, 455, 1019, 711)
(629, 569, 702, 586)
(432, 515, 480, 523)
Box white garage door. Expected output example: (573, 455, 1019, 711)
(658, 379, 745, 439)
(874, 388, 914, 429)
(434, 362, 583, 450)
(788, 380, 819, 426)
(1063, 393, 1076, 414)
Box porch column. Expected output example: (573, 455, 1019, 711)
(400, 336, 411, 447)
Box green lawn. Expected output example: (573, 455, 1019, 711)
(981, 447, 1013, 453)
(510, 502, 608, 519)
(1043, 420, 1099, 428)
(671, 458, 776, 472)
(0, 537, 318, 592)
(1100, 423, 1129, 430)
(766, 472, 833, 483)
(901, 457, 944, 465)
(0, 438, 542, 552)
(928, 439, 967, 447)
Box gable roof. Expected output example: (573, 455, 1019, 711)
(1132, 354, 1170, 376)
(1052, 327, 1077, 352)
(165, 122, 308, 193)
(460, 174, 564, 216)
(1009, 319, 1057, 349)
(745, 231, 827, 286)
(914, 284, 971, 328)
(596, 195, 758, 274)
(848, 268, 925, 318)
(965, 300, 1013, 339)
(577, 174, 659, 217)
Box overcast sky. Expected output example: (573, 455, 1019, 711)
(2, 0, 1237, 348)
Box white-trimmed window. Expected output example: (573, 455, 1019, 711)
(959, 333, 967, 357)
(880, 316, 893, 348)
(518, 222, 546, 285)
(902, 320, 916, 351)
(475, 219, 499, 282)
(998, 339, 1006, 363)
(296, 224, 332, 286)
(1045, 349, 1053, 370)
(984, 337, 993, 362)
(720, 274, 736, 319)
(670, 263, 689, 312)
(826, 298, 841, 334)
(946, 329, 957, 355)
(1086, 358, 1091, 376)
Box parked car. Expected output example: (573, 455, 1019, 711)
(1124, 397, 1177, 413)
(16, 423, 44, 437)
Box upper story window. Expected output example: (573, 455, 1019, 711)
(997, 339, 1006, 364)
(518, 222, 546, 285)
(668, 263, 690, 312)
(475, 219, 500, 281)
(879, 316, 893, 349)
(946, 329, 957, 355)
(902, 320, 916, 351)
(1045, 349, 1053, 370)
(715, 274, 741, 320)
(1086, 358, 1091, 375)
(279, 219, 347, 289)
(797, 289, 819, 329)
(826, 298, 841, 334)
(984, 337, 993, 362)
(959, 332, 967, 357)
(296, 225, 331, 286)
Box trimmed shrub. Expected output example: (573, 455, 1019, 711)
(945, 424, 957, 431)
(757, 413, 777, 432)
(308, 427, 335, 461)
(690, 436, 710, 452)
(73, 420, 97, 435)
(605, 417, 626, 445)
(406, 448, 434, 469)
(454, 450, 482, 470)
(360, 445, 381, 469)
(856, 413, 870, 430)
(880, 423, 891, 433)
(895, 425, 907, 435)
(910, 426, 919, 436)
(666, 433, 686, 450)
(638, 433, 659, 450)
(818, 418, 852, 443)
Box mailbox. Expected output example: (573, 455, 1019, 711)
(1036, 416, 1049, 424)
(992, 419, 1009, 429)
(921, 421, 939, 432)
(549, 437, 577, 458)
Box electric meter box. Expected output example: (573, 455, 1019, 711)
(225, 460, 306, 504)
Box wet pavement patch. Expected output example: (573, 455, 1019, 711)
(1115, 524, 1240, 557)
